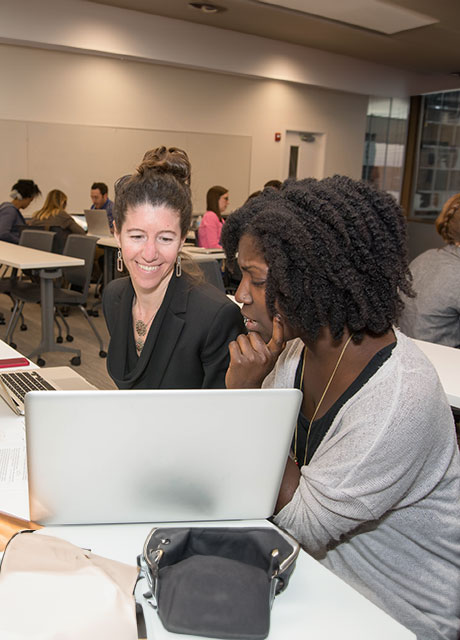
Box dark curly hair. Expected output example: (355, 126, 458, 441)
(221, 176, 414, 343)
(113, 146, 192, 237)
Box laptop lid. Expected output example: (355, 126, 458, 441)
(84, 210, 110, 237)
(25, 388, 302, 525)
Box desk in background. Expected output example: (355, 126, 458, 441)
(0, 242, 84, 364)
(412, 338, 460, 409)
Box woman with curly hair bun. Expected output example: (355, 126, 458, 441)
(102, 147, 244, 389)
(399, 192, 460, 347)
(221, 176, 460, 640)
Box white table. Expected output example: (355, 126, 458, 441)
(0, 241, 84, 363)
(0, 340, 415, 639)
(412, 338, 460, 408)
(39, 521, 415, 640)
(183, 246, 226, 261)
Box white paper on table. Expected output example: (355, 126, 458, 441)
(0, 417, 29, 519)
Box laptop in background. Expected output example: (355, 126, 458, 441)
(84, 209, 110, 237)
(69, 214, 87, 232)
(25, 388, 302, 525)
(0, 367, 96, 415)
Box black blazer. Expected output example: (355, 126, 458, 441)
(103, 274, 245, 389)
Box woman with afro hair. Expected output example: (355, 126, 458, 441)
(221, 176, 460, 640)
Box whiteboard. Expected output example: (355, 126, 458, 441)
(0, 120, 251, 215)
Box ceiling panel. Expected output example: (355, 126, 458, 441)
(85, 0, 460, 75)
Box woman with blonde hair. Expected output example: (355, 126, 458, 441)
(29, 189, 85, 237)
(399, 193, 460, 347)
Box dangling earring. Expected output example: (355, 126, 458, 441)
(116, 248, 124, 272)
(175, 254, 182, 278)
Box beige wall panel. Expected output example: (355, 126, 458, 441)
(0, 44, 367, 212)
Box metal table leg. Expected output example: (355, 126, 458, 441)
(27, 268, 81, 362)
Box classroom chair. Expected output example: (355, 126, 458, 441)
(53, 235, 107, 361)
(2, 229, 56, 341)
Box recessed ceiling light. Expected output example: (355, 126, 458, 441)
(188, 3, 227, 14)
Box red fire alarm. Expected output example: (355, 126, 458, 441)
(275, 132, 281, 142)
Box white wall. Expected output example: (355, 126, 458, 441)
(0, 44, 368, 212)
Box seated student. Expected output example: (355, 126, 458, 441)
(197, 185, 229, 248)
(29, 189, 86, 239)
(0, 179, 41, 243)
(102, 146, 245, 390)
(221, 177, 460, 640)
(263, 179, 282, 190)
(398, 193, 460, 347)
(90, 182, 114, 233)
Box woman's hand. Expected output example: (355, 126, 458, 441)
(225, 316, 286, 388)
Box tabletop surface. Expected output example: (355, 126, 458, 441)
(0, 241, 84, 270)
(413, 338, 460, 408)
(0, 339, 417, 639)
(97, 235, 117, 248)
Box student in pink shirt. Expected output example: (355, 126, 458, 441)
(197, 185, 229, 248)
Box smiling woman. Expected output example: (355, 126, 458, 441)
(102, 146, 245, 389)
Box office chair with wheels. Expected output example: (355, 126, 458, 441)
(2, 229, 56, 343)
(53, 234, 107, 362)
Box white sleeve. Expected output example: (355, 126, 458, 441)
(274, 357, 454, 557)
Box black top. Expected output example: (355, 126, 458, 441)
(293, 341, 396, 466)
(103, 273, 245, 390)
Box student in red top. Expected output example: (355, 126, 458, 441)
(197, 185, 229, 248)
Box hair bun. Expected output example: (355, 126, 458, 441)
(138, 146, 191, 186)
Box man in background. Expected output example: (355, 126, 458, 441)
(90, 182, 114, 233)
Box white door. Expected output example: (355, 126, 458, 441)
(284, 131, 326, 180)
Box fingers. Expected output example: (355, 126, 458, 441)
(267, 315, 286, 358)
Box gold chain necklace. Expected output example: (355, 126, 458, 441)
(294, 333, 354, 467)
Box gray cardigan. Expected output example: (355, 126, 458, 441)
(399, 245, 460, 347)
(263, 331, 460, 640)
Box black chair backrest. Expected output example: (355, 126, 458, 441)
(22, 224, 69, 253)
(49, 226, 71, 254)
(196, 259, 225, 292)
(19, 229, 55, 252)
(61, 234, 97, 297)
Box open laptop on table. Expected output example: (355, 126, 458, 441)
(84, 209, 111, 237)
(25, 388, 302, 525)
(0, 366, 96, 415)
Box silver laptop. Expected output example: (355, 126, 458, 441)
(84, 209, 111, 236)
(0, 366, 96, 415)
(25, 388, 302, 525)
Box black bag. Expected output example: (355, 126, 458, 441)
(139, 526, 300, 640)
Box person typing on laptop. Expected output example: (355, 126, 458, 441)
(90, 182, 114, 233)
(102, 146, 244, 389)
(221, 177, 460, 640)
